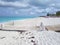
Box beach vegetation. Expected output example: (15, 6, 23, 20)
(56, 11, 60, 16)
(47, 11, 60, 17)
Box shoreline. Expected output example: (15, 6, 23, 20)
(0, 17, 39, 23)
(0, 17, 60, 31)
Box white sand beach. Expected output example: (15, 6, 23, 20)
(0, 17, 60, 45)
(0, 17, 60, 31)
(0, 30, 60, 45)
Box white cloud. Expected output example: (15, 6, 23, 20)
(0, 0, 60, 16)
(49, 3, 60, 8)
(30, 12, 35, 15)
(0, 1, 29, 7)
(37, 0, 51, 4)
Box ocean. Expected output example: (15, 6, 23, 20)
(0, 16, 36, 22)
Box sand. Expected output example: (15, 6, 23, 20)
(0, 17, 42, 30)
(0, 17, 60, 31)
(45, 24, 60, 31)
(0, 30, 60, 45)
(0, 17, 60, 45)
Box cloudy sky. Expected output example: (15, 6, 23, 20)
(0, 0, 60, 17)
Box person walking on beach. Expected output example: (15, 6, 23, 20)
(40, 22, 46, 31)
(0, 24, 3, 30)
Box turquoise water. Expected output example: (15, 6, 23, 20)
(0, 16, 36, 22)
